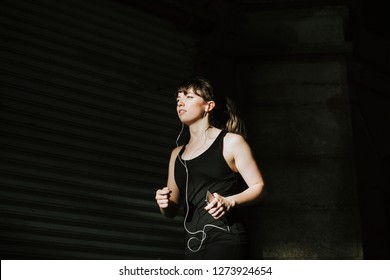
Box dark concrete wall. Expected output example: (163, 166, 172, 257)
(196, 2, 362, 259)
(348, 0, 390, 259)
(237, 7, 361, 259)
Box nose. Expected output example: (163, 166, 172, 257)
(177, 99, 184, 107)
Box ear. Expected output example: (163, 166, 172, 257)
(205, 101, 215, 112)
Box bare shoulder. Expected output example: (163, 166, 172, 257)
(171, 145, 183, 157)
(224, 132, 246, 147)
(223, 132, 250, 158)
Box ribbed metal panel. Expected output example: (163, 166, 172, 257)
(0, 0, 197, 259)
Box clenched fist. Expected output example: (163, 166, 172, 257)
(155, 187, 172, 209)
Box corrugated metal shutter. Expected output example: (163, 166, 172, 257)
(0, 0, 197, 259)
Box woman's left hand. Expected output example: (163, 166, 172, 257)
(204, 193, 235, 219)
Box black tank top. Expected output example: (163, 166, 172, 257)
(174, 130, 247, 253)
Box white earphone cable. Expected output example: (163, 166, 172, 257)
(176, 120, 230, 253)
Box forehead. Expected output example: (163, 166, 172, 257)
(177, 86, 198, 96)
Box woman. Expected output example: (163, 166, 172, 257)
(155, 77, 264, 259)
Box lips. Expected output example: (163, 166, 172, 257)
(178, 109, 186, 115)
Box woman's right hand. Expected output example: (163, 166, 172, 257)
(155, 187, 171, 209)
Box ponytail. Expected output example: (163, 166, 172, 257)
(210, 96, 246, 138)
(224, 97, 247, 138)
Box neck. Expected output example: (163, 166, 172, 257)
(188, 119, 211, 141)
(182, 119, 213, 160)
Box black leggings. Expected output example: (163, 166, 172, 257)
(184, 243, 249, 260)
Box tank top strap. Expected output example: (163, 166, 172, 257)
(215, 129, 228, 152)
(217, 130, 228, 141)
(213, 128, 226, 144)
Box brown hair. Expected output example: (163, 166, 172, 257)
(177, 76, 246, 138)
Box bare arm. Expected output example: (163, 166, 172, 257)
(226, 133, 264, 207)
(205, 133, 264, 219)
(155, 147, 181, 218)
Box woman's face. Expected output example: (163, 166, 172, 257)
(176, 87, 207, 124)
